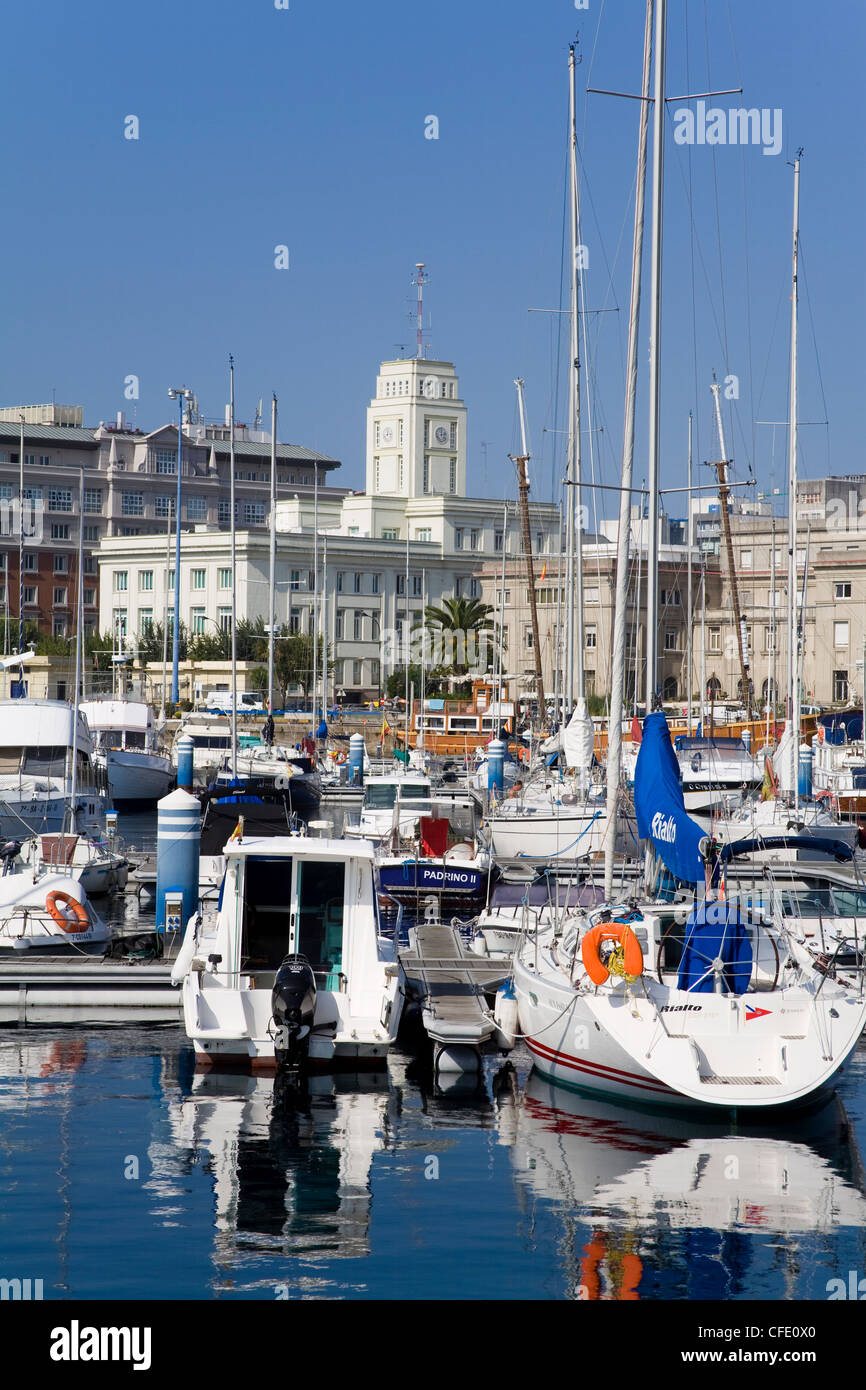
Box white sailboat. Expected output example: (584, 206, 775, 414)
(514, 13, 866, 1112)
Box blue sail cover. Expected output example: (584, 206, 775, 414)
(677, 900, 753, 995)
(634, 712, 708, 884)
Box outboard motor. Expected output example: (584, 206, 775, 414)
(270, 954, 317, 1073)
(0, 841, 21, 876)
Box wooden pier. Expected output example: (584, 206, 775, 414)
(398, 920, 507, 1072)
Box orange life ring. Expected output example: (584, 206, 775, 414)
(45, 890, 90, 934)
(334, 751, 347, 765)
(581, 922, 643, 987)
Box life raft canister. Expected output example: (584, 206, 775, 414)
(581, 922, 643, 987)
(45, 890, 90, 934)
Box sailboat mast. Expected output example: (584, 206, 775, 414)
(512, 379, 545, 720)
(67, 463, 85, 834)
(645, 0, 666, 713)
(268, 394, 277, 718)
(603, 0, 653, 900)
(710, 380, 751, 715)
(569, 42, 585, 702)
(787, 155, 801, 801)
(312, 467, 319, 724)
(229, 357, 238, 779)
(321, 533, 328, 723)
(686, 412, 693, 733)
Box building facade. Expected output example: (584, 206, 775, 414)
(0, 403, 341, 640)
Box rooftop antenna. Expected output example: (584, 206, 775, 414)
(412, 262, 429, 359)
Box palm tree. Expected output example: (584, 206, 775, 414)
(423, 595, 496, 677)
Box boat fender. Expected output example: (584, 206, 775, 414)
(45, 890, 90, 935)
(581, 922, 643, 987)
(493, 979, 518, 1050)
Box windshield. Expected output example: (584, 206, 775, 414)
(365, 785, 397, 809)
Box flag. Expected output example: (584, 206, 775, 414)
(540, 564, 547, 581)
(381, 715, 390, 739)
(229, 818, 244, 842)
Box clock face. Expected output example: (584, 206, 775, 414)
(380, 424, 395, 445)
(434, 425, 448, 446)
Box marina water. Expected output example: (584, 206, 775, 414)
(1, 812, 865, 1302)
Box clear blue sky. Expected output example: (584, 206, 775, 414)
(0, 0, 862, 521)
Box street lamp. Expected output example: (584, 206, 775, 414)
(167, 386, 192, 705)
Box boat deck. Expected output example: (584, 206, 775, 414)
(399, 921, 506, 1060)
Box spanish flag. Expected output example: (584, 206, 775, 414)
(381, 715, 390, 739)
(229, 817, 244, 842)
(540, 564, 547, 581)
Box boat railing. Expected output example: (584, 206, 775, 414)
(1, 904, 91, 935)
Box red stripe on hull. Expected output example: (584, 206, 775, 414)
(526, 1037, 674, 1096)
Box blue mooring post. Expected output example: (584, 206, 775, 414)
(488, 738, 505, 799)
(348, 733, 365, 786)
(176, 734, 194, 791)
(798, 743, 813, 799)
(742, 728, 752, 754)
(156, 788, 201, 932)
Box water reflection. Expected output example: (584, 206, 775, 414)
(168, 1069, 399, 1278)
(506, 1070, 866, 1299)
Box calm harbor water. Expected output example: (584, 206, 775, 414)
(2, 808, 862, 1301)
(2, 1028, 866, 1301)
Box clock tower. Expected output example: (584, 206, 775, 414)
(365, 356, 467, 499)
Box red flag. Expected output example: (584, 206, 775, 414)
(631, 715, 642, 744)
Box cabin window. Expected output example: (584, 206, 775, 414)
(22, 745, 67, 776)
(293, 860, 346, 986)
(241, 855, 296, 972)
(0, 747, 23, 774)
(448, 717, 478, 731)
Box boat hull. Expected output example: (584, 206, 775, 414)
(103, 751, 174, 804)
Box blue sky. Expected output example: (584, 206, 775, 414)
(0, 0, 862, 520)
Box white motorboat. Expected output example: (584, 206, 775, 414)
(0, 699, 108, 841)
(0, 871, 110, 955)
(79, 699, 173, 805)
(173, 833, 405, 1071)
(345, 773, 434, 842)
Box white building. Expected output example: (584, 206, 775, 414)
(97, 353, 561, 699)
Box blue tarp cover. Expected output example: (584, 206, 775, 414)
(677, 900, 753, 995)
(634, 712, 708, 885)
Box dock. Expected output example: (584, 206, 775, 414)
(0, 958, 182, 1024)
(398, 920, 508, 1073)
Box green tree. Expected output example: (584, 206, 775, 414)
(423, 595, 497, 677)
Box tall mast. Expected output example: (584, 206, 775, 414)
(710, 380, 751, 715)
(229, 357, 237, 778)
(603, 0, 653, 900)
(404, 530, 410, 752)
(511, 379, 545, 720)
(568, 42, 585, 702)
(686, 412, 693, 733)
(645, 0, 665, 713)
(320, 533, 328, 724)
(312, 466, 319, 722)
(787, 154, 801, 801)
(268, 393, 277, 718)
(67, 463, 85, 835)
